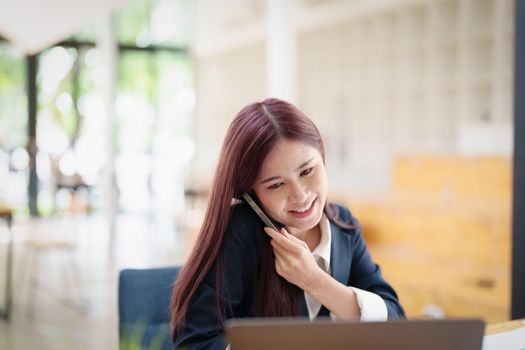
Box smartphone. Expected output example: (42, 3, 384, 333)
(242, 193, 281, 232)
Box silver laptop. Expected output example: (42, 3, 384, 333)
(225, 318, 484, 350)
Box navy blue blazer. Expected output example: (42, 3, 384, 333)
(174, 203, 405, 349)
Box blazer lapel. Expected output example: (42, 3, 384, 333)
(300, 293, 308, 317)
(329, 221, 352, 285)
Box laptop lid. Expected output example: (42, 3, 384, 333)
(225, 318, 485, 350)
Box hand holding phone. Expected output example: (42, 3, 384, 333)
(242, 193, 281, 232)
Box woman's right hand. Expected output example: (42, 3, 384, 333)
(264, 227, 324, 292)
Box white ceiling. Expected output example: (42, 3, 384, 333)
(191, 0, 419, 56)
(0, 0, 128, 54)
(0, 0, 415, 56)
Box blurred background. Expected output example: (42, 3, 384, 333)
(0, 0, 519, 348)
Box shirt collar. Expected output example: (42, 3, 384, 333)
(312, 213, 331, 272)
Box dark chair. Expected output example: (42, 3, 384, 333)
(118, 266, 180, 350)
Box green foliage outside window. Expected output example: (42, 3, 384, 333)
(0, 44, 27, 151)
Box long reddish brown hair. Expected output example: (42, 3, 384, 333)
(170, 98, 348, 338)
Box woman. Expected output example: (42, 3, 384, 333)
(171, 98, 404, 349)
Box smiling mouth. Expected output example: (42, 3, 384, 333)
(288, 197, 317, 218)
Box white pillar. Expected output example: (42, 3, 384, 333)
(265, 0, 297, 103)
(491, 0, 507, 123)
(98, 15, 118, 260)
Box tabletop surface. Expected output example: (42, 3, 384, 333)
(486, 319, 525, 335)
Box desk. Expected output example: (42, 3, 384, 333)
(0, 204, 13, 321)
(486, 318, 525, 335)
(483, 319, 525, 350)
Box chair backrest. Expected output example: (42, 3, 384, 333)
(118, 266, 180, 350)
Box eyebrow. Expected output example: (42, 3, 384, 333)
(259, 157, 314, 185)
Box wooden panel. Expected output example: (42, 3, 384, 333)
(330, 155, 511, 323)
(392, 155, 512, 201)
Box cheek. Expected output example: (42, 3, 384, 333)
(319, 167, 329, 189)
(257, 190, 287, 215)
(321, 174, 328, 192)
(310, 170, 328, 192)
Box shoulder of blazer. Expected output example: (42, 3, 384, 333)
(327, 203, 360, 236)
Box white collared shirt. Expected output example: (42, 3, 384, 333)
(304, 214, 388, 321)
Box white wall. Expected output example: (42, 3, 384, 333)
(191, 0, 514, 191)
(191, 42, 266, 186)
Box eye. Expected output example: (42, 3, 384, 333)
(268, 182, 284, 190)
(300, 167, 313, 177)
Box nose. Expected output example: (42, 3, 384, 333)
(288, 180, 308, 204)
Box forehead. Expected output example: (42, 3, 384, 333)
(258, 139, 320, 176)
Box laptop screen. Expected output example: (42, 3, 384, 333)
(225, 318, 484, 350)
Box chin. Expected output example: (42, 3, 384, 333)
(287, 212, 323, 232)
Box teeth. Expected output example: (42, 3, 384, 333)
(290, 198, 316, 214)
(294, 203, 311, 213)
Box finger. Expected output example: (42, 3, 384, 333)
(265, 228, 297, 252)
(271, 238, 294, 257)
(272, 242, 301, 272)
(265, 227, 302, 254)
(279, 228, 310, 250)
(271, 246, 287, 272)
(281, 229, 309, 249)
(274, 248, 301, 276)
(272, 249, 292, 274)
(272, 243, 285, 260)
